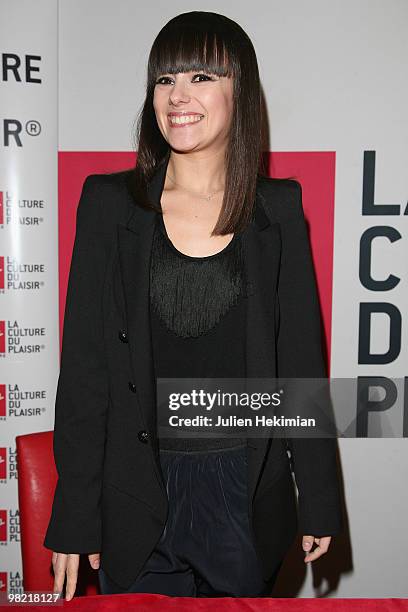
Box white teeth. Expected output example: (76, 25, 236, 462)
(169, 115, 204, 125)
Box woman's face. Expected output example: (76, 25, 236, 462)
(153, 70, 234, 154)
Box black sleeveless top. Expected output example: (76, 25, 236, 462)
(150, 212, 247, 451)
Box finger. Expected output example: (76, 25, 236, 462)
(88, 553, 100, 570)
(320, 536, 332, 547)
(307, 535, 331, 554)
(52, 553, 67, 595)
(304, 545, 324, 562)
(302, 535, 315, 552)
(304, 540, 330, 563)
(65, 555, 80, 601)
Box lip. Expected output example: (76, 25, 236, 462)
(167, 112, 205, 128)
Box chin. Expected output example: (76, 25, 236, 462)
(169, 142, 201, 154)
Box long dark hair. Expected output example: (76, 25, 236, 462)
(127, 11, 268, 235)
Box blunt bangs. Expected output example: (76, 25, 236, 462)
(148, 14, 242, 85)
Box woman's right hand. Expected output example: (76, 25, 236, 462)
(52, 552, 100, 601)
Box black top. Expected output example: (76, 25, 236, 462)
(150, 211, 247, 451)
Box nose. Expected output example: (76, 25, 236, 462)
(169, 77, 191, 105)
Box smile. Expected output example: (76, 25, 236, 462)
(168, 114, 205, 127)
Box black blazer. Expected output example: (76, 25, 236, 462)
(43, 156, 344, 589)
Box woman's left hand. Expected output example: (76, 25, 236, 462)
(302, 535, 332, 562)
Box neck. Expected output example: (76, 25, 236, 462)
(165, 149, 226, 194)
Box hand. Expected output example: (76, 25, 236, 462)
(302, 535, 331, 563)
(51, 551, 100, 601)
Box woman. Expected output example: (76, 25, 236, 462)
(44, 11, 343, 600)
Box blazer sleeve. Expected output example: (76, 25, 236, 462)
(276, 180, 344, 537)
(43, 175, 110, 553)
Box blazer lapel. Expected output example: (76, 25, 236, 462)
(117, 156, 282, 499)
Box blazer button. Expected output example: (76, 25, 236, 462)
(138, 430, 149, 444)
(128, 381, 137, 393)
(118, 329, 128, 343)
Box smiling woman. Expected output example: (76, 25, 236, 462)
(154, 69, 233, 163)
(44, 9, 344, 602)
(129, 10, 265, 237)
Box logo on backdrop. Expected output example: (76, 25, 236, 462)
(0, 190, 45, 227)
(0, 256, 46, 292)
(0, 448, 17, 481)
(0, 385, 5, 417)
(359, 150, 408, 366)
(0, 384, 47, 419)
(0, 572, 7, 591)
(0, 322, 5, 354)
(1, 53, 42, 147)
(0, 449, 6, 480)
(0, 571, 23, 595)
(1, 119, 42, 147)
(0, 509, 20, 545)
(0, 510, 7, 544)
(1, 321, 46, 355)
(1, 53, 42, 84)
